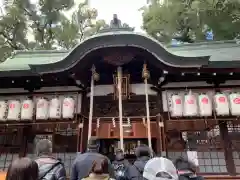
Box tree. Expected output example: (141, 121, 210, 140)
(53, 1, 108, 50)
(0, 0, 107, 61)
(0, 1, 29, 60)
(141, 0, 240, 43)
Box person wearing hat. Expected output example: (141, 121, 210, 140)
(112, 149, 130, 180)
(70, 137, 115, 180)
(143, 157, 179, 180)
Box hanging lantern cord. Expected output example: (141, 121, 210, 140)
(88, 65, 99, 142)
(143, 63, 152, 150)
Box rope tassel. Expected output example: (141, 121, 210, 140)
(112, 118, 116, 128)
(127, 117, 131, 126)
(143, 63, 152, 149)
(142, 117, 146, 126)
(97, 118, 100, 128)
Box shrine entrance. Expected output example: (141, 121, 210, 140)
(84, 63, 162, 155)
(98, 138, 157, 161)
(86, 116, 161, 157)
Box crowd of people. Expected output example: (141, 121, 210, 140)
(5, 137, 204, 180)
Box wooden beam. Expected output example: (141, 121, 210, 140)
(79, 92, 89, 152)
(219, 121, 236, 175)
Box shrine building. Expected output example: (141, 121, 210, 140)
(0, 27, 240, 179)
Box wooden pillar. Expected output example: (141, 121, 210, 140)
(156, 114, 162, 155)
(117, 66, 124, 151)
(156, 90, 166, 156)
(79, 92, 89, 153)
(19, 127, 29, 157)
(219, 121, 236, 175)
(77, 123, 81, 152)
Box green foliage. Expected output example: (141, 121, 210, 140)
(142, 0, 240, 42)
(0, 0, 107, 61)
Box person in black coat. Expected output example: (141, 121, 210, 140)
(112, 149, 130, 180)
(174, 156, 205, 180)
(125, 145, 151, 180)
(35, 139, 66, 180)
(70, 137, 115, 180)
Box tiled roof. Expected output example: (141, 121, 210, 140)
(168, 40, 240, 62)
(0, 50, 68, 71)
(0, 30, 239, 71)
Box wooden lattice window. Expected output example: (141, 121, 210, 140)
(113, 74, 130, 100)
(26, 128, 78, 177)
(227, 122, 240, 173)
(0, 132, 20, 171)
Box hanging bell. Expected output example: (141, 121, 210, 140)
(91, 65, 99, 81)
(142, 69, 150, 79)
(142, 64, 150, 79)
(127, 117, 131, 126)
(93, 72, 100, 81)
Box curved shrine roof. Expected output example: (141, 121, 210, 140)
(0, 28, 239, 77)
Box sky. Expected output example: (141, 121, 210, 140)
(63, 0, 147, 32)
(0, 0, 146, 32)
(0, 0, 147, 41)
(88, 0, 146, 32)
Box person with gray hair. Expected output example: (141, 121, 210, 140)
(35, 139, 67, 180)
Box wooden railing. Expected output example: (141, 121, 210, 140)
(204, 175, 240, 180)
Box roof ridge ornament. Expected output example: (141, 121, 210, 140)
(98, 14, 134, 33)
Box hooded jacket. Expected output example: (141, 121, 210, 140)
(126, 145, 151, 180)
(35, 156, 66, 180)
(126, 156, 150, 180)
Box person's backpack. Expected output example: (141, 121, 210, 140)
(37, 160, 64, 180)
(113, 163, 127, 180)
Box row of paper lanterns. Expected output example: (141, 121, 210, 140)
(169, 91, 240, 117)
(0, 97, 75, 121)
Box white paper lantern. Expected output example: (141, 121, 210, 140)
(7, 100, 21, 120)
(183, 91, 198, 116)
(214, 93, 229, 116)
(62, 97, 75, 118)
(36, 98, 49, 120)
(170, 94, 183, 117)
(49, 97, 61, 119)
(198, 94, 212, 116)
(21, 99, 34, 120)
(0, 101, 8, 121)
(229, 93, 240, 116)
